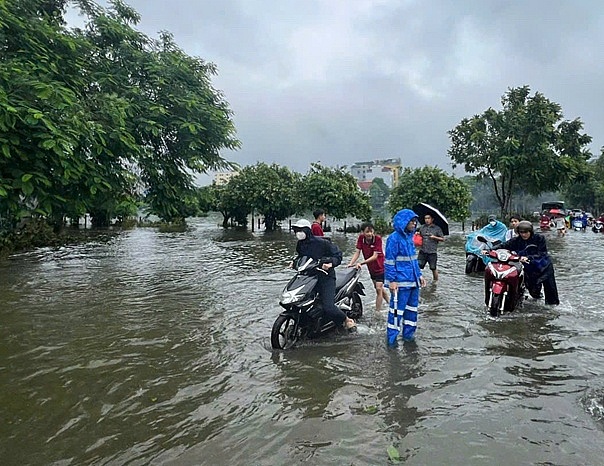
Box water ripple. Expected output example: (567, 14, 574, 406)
(2, 218, 604, 464)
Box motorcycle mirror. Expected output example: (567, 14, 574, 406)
(476, 235, 487, 243)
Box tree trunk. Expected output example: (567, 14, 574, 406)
(265, 213, 277, 231)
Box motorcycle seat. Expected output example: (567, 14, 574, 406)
(335, 268, 356, 291)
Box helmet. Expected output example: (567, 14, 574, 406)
(292, 219, 312, 230)
(516, 220, 533, 234)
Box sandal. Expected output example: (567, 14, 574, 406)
(344, 318, 357, 330)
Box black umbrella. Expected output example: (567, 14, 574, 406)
(412, 202, 449, 236)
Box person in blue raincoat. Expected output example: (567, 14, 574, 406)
(384, 209, 426, 343)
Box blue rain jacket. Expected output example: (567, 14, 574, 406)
(384, 209, 422, 288)
(465, 221, 508, 265)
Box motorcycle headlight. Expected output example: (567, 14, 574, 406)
(496, 250, 511, 262)
(281, 285, 305, 304)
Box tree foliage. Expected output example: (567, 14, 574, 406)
(562, 147, 604, 213)
(229, 163, 302, 231)
(0, 0, 238, 232)
(448, 86, 592, 217)
(368, 177, 390, 215)
(302, 163, 371, 221)
(202, 182, 251, 228)
(388, 166, 472, 222)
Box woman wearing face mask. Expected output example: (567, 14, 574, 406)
(291, 219, 356, 330)
(476, 215, 508, 240)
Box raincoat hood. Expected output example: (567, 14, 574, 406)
(393, 209, 419, 236)
(479, 220, 507, 238)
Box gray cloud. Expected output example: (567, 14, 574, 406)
(90, 0, 604, 179)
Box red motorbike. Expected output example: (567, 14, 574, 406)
(478, 236, 526, 317)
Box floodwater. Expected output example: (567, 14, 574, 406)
(2, 214, 604, 465)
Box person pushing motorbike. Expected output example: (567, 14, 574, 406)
(484, 220, 559, 305)
(291, 219, 357, 330)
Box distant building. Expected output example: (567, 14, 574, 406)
(214, 171, 238, 186)
(350, 158, 401, 188)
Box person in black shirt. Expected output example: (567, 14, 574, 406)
(292, 219, 356, 329)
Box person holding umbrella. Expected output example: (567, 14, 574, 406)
(417, 213, 445, 282)
(384, 209, 426, 344)
(413, 203, 449, 282)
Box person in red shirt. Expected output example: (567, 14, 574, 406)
(347, 222, 389, 311)
(311, 209, 326, 236)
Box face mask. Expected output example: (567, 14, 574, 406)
(489, 220, 496, 226)
(295, 231, 306, 241)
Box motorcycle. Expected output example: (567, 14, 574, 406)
(478, 236, 526, 317)
(592, 220, 604, 233)
(572, 218, 585, 231)
(465, 234, 505, 274)
(539, 215, 553, 231)
(271, 256, 365, 349)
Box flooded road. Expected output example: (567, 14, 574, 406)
(2, 214, 604, 465)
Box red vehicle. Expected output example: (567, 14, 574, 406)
(539, 214, 553, 231)
(482, 246, 526, 317)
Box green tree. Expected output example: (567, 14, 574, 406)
(79, 3, 239, 223)
(388, 166, 472, 222)
(302, 163, 371, 221)
(561, 169, 595, 211)
(0, 0, 239, 237)
(1, 0, 103, 229)
(593, 150, 604, 213)
(563, 147, 604, 213)
(202, 182, 251, 228)
(230, 163, 302, 231)
(368, 177, 390, 215)
(448, 86, 592, 217)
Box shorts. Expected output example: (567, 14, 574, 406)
(369, 271, 384, 282)
(418, 251, 437, 270)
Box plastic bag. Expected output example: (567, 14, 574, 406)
(413, 232, 423, 247)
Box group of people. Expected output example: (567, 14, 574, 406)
(291, 208, 559, 345)
(291, 208, 446, 343)
(541, 210, 601, 235)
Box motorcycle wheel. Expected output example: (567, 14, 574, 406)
(489, 293, 502, 317)
(348, 292, 363, 320)
(271, 315, 299, 350)
(465, 255, 477, 274)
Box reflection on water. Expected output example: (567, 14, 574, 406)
(1, 215, 604, 464)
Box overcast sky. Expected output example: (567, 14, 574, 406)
(71, 1, 604, 183)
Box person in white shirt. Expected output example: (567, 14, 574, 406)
(505, 215, 520, 241)
(554, 215, 566, 236)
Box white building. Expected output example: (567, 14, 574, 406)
(350, 158, 401, 187)
(214, 171, 238, 186)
